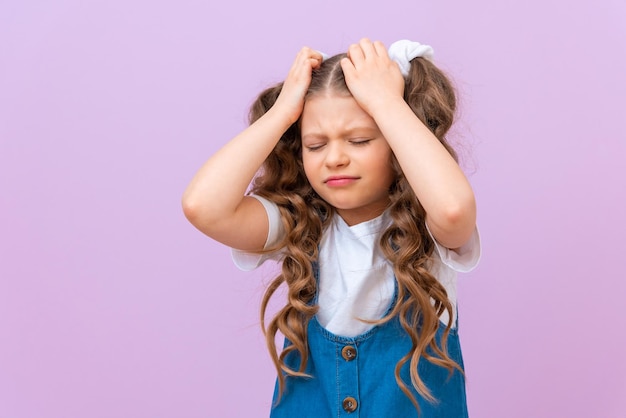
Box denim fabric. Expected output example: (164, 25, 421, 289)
(270, 269, 469, 417)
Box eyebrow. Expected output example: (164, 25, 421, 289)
(301, 126, 380, 141)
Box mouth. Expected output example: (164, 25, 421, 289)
(324, 175, 360, 187)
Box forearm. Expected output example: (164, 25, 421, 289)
(372, 99, 476, 247)
(182, 107, 292, 226)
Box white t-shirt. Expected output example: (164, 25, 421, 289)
(232, 195, 481, 338)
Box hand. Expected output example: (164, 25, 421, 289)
(273, 47, 324, 124)
(340, 39, 405, 118)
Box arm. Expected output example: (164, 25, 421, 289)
(341, 39, 476, 249)
(182, 47, 324, 251)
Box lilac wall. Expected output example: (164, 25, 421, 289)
(1, 0, 625, 417)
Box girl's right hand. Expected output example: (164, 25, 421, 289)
(272, 47, 324, 124)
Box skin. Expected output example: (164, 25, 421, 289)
(301, 94, 395, 226)
(182, 38, 476, 251)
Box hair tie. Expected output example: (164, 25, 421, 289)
(387, 40, 434, 76)
(317, 40, 434, 77)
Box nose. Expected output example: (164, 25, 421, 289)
(324, 142, 350, 168)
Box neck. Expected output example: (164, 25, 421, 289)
(336, 202, 390, 226)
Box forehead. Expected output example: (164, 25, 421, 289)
(300, 95, 380, 136)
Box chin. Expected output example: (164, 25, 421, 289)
(322, 199, 356, 210)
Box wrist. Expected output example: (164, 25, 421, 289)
(264, 105, 300, 131)
(368, 96, 409, 124)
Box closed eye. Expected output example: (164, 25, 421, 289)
(349, 139, 372, 146)
(305, 144, 325, 152)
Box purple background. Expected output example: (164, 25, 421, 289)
(1, 0, 625, 417)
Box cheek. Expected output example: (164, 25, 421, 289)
(377, 153, 396, 187)
(379, 163, 395, 186)
(301, 152, 315, 181)
(301, 151, 309, 170)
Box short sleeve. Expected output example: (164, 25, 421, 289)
(230, 195, 285, 271)
(426, 225, 481, 273)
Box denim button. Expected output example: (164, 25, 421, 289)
(341, 345, 356, 361)
(342, 396, 358, 413)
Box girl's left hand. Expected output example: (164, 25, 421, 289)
(340, 39, 405, 118)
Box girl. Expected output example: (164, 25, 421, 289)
(183, 38, 480, 417)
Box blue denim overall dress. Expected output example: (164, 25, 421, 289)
(270, 266, 469, 418)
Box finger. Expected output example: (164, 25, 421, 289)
(297, 47, 314, 63)
(310, 52, 324, 68)
(311, 49, 325, 62)
(340, 57, 356, 82)
(373, 40, 387, 58)
(289, 47, 319, 74)
(299, 47, 324, 67)
(288, 47, 309, 72)
(347, 43, 365, 67)
(358, 38, 377, 58)
(308, 57, 322, 69)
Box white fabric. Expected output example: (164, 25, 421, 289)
(231, 195, 285, 269)
(387, 40, 435, 76)
(316, 211, 395, 336)
(231, 195, 480, 337)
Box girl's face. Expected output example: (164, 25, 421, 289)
(300, 94, 395, 226)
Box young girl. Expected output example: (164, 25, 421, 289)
(183, 38, 480, 417)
